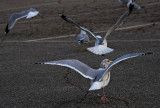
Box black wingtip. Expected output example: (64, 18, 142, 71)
(58, 13, 69, 22)
(143, 52, 153, 55)
(128, 4, 134, 16)
(35, 62, 44, 64)
(5, 24, 10, 35)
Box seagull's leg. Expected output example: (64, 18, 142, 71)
(101, 88, 108, 103)
(95, 90, 101, 97)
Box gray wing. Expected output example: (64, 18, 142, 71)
(37, 59, 100, 80)
(95, 52, 153, 81)
(59, 13, 99, 41)
(7, 10, 30, 30)
(104, 11, 129, 39)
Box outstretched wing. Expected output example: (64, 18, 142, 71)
(59, 13, 99, 41)
(36, 59, 99, 80)
(104, 10, 129, 39)
(5, 10, 29, 34)
(95, 52, 153, 81)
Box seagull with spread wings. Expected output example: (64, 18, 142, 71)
(5, 8, 43, 35)
(59, 10, 129, 55)
(35, 52, 152, 103)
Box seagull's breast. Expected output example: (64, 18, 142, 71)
(89, 72, 111, 91)
(26, 11, 39, 19)
(102, 72, 111, 88)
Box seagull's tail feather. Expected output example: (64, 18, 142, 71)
(89, 82, 102, 91)
(87, 45, 114, 55)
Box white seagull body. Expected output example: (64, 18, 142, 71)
(5, 8, 42, 34)
(59, 11, 129, 55)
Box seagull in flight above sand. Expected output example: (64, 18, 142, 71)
(35, 52, 152, 103)
(118, 0, 143, 15)
(127, 1, 143, 15)
(5, 8, 43, 35)
(59, 13, 89, 45)
(59, 11, 129, 55)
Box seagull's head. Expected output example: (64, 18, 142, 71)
(100, 59, 112, 68)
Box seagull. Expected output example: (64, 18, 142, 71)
(5, 8, 43, 35)
(59, 13, 89, 45)
(35, 52, 152, 103)
(59, 11, 129, 55)
(118, 0, 142, 15)
(77, 30, 89, 45)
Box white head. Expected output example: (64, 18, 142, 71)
(100, 59, 112, 68)
(80, 30, 86, 34)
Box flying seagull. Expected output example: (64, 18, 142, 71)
(118, 0, 142, 15)
(59, 13, 89, 45)
(59, 11, 129, 55)
(127, 1, 143, 15)
(5, 8, 43, 34)
(35, 52, 152, 103)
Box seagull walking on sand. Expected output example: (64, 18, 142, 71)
(59, 11, 129, 55)
(5, 8, 43, 35)
(35, 52, 152, 103)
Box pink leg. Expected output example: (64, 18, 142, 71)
(101, 88, 108, 103)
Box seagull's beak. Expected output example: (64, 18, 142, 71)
(109, 60, 113, 63)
